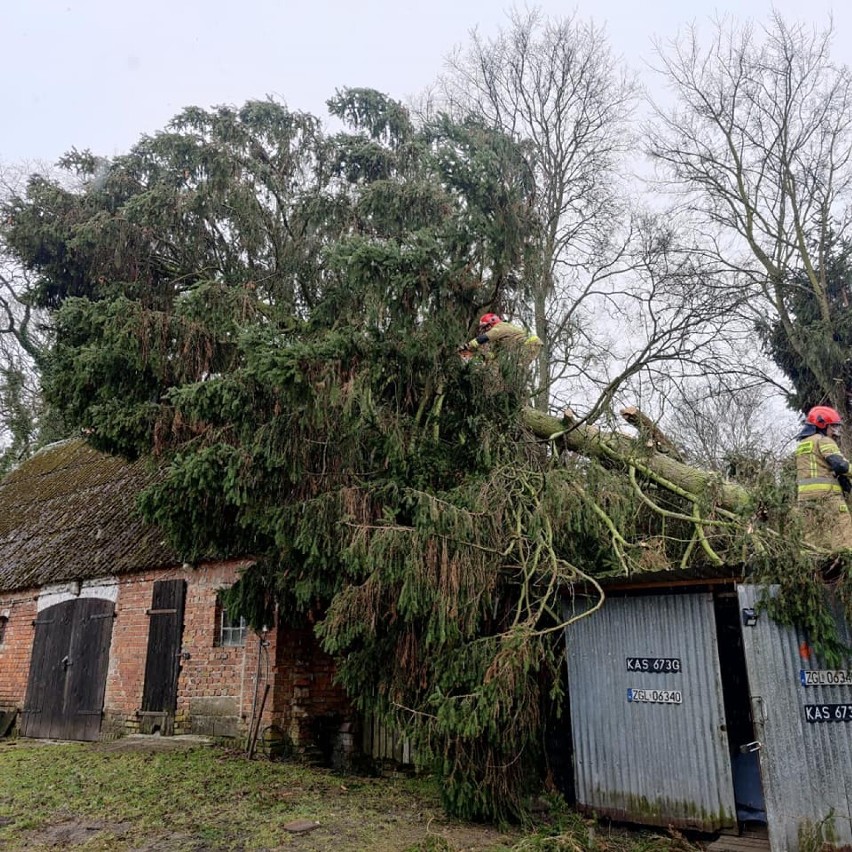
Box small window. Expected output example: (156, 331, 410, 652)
(216, 593, 247, 647)
(0, 616, 8, 645)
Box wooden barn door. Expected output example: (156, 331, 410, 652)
(21, 600, 75, 738)
(140, 580, 186, 734)
(63, 598, 117, 740)
(21, 597, 115, 741)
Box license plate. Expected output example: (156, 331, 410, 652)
(804, 703, 852, 723)
(627, 688, 682, 705)
(626, 657, 682, 673)
(800, 669, 852, 687)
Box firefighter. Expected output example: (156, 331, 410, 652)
(795, 405, 852, 550)
(459, 313, 542, 365)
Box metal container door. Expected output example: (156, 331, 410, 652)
(564, 593, 736, 831)
(737, 584, 852, 851)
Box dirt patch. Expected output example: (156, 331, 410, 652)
(92, 734, 213, 754)
(0, 735, 213, 755)
(127, 833, 232, 852)
(18, 817, 133, 848)
(5, 815, 514, 852)
(263, 814, 518, 851)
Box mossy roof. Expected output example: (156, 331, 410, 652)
(0, 439, 180, 593)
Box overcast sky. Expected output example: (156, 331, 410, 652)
(2, 0, 851, 166)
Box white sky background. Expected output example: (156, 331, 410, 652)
(2, 0, 851, 164)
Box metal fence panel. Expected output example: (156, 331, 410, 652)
(564, 593, 736, 831)
(737, 584, 852, 851)
(362, 713, 413, 766)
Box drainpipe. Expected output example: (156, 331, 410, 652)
(245, 626, 269, 756)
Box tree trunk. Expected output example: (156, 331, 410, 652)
(521, 407, 751, 513)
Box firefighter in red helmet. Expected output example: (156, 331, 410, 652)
(459, 313, 541, 365)
(795, 405, 852, 550)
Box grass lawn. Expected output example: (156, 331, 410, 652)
(0, 738, 703, 851)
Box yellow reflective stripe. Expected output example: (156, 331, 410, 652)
(798, 481, 842, 491)
(796, 441, 821, 480)
(819, 440, 842, 456)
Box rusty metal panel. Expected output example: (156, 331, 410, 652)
(737, 584, 852, 851)
(564, 593, 736, 831)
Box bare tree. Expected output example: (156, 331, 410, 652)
(0, 159, 52, 471)
(438, 8, 640, 409)
(436, 8, 755, 428)
(663, 378, 794, 478)
(563, 211, 756, 422)
(647, 13, 852, 446)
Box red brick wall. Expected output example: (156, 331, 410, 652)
(173, 561, 274, 737)
(102, 571, 155, 731)
(103, 560, 265, 736)
(273, 624, 352, 757)
(0, 591, 36, 708)
(0, 563, 354, 756)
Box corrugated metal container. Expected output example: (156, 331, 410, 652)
(564, 593, 736, 831)
(737, 584, 852, 851)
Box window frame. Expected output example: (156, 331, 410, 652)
(215, 592, 247, 648)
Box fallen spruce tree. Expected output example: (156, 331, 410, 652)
(144, 368, 847, 822)
(523, 405, 751, 514)
(4, 90, 849, 823)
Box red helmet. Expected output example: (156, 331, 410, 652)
(806, 405, 843, 429)
(479, 312, 502, 329)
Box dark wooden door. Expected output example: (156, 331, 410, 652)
(21, 600, 74, 738)
(21, 597, 115, 741)
(62, 597, 116, 740)
(140, 580, 186, 725)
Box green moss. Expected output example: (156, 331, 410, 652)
(0, 439, 177, 591)
(589, 789, 735, 833)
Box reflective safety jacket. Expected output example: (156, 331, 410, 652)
(795, 430, 851, 501)
(466, 321, 542, 356)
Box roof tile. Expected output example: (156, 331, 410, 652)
(0, 439, 180, 592)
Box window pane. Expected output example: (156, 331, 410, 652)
(220, 607, 247, 647)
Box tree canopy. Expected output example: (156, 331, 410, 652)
(4, 91, 562, 817)
(0, 162, 55, 473)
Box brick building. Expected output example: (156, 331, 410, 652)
(0, 439, 352, 759)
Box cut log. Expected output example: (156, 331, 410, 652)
(620, 406, 685, 461)
(521, 407, 751, 514)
